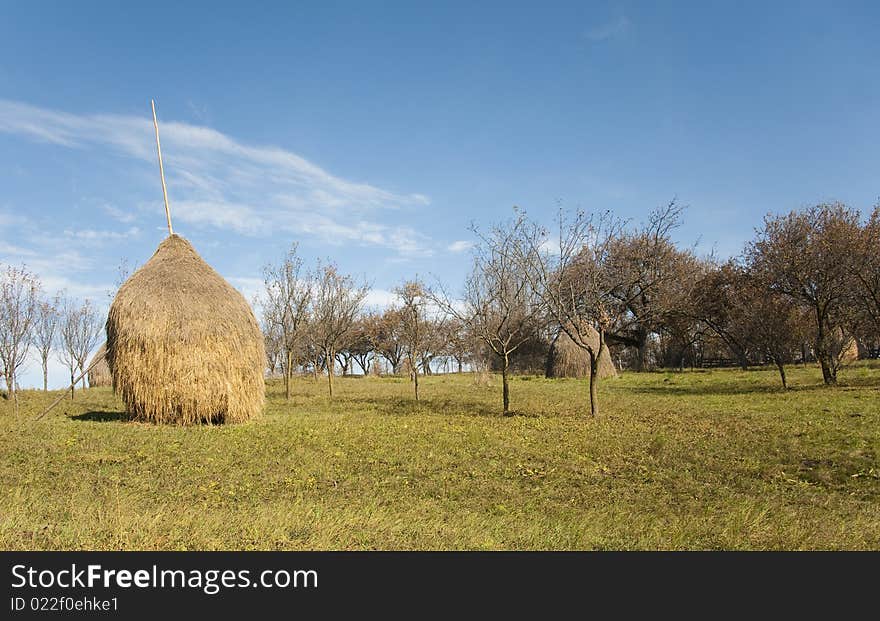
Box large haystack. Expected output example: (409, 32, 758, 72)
(106, 234, 265, 424)
(87, 343, 112, 387)
(545, 326, 617, 379)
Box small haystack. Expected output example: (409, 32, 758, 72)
(840, 335, 860, 363)
(106, 234, 265, 424)
(545, 326, 617, 379)
(87, 343, 112, 387)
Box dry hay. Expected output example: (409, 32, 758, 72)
(545, 325, 617, 379)
(87, 342, 112, 387)
(106, 235, 265, 424)
(840, 334, 860, 363)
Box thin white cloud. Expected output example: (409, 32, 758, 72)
(0, 241, 37, 256)
(63, 226, 140, 241)
(100, 203, 138, 223)
(228, 276, 265, 308)
(586, 16, 631, 41)
(447, 240, 473, 253)
(0, 99, 432, 254)
(364, 288, 397, 310)
(0, 226, 111, 301)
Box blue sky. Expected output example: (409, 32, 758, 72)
(1, 1, 878, 387)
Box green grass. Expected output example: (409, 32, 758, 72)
(1, 363, 878, 550)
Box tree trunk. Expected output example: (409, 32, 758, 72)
(501, 353, 511, 415)
(42, 359, 48, 392)
(413, 356, 420, 402)
(285, 351, 292, 400)
(326, 350, 334, 399)
(636, 335, 648, 372)
(70, 371, 75, 400)
(4, 372, 13, 402)
(8, 373, 18, 413)
(818, 356, 836, 385)
(82, 374, 87, 390)
(589, 328, 606, 417)
(775, 359, 788, 389)
(815, 307, 837, 385)
(457, 358, 462, 374)
(588, 351, 599, 417)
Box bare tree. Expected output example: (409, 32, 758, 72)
(369, 308, 406, 374)
(518, 208, 624, 417)
(259, 300, 283, 376)
(688, 260, 754, 370)
(440, 317, 473, 373)
(58, 298, 103, 398)
(694, 261, 809, 388)
(348, 314, 376, 375)
(308, 262, 369, 399)
(396, 279, 429, 401)
(416, 317, 447, 375)
(107, 258, 135, 301)
(33, 294, 60, 391)
(744, 284, 811, 389)
(433, 215, 544, 415)
(748, 203, 861, 385)
(0, 265, 41, 408)
(604, 200, 698, 370)
(263, 243, 313, 399)
(335, 348, 354, 376)
(850, 204, 880, 336)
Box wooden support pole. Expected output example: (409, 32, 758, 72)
(34, 353, 108, 421)
(151, 99, 174, 236)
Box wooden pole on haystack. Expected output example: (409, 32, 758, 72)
(151, 99, 174, 236)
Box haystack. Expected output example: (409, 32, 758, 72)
(840, 334, 860, 363)
(87, 342, 112, 387)
(545, 326, 617, 379)
(106, 234, 265, 424)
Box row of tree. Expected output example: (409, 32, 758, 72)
(260, 201, 880, 417)
(0, 266, 104, 409)
(3, 200, 877, 417)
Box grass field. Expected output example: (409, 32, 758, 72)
(1, 364, 878, 550)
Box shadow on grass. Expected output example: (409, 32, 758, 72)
(344, 395, 504, 418)
(620, 381, 876, 397)
(70, 411, 129, 423)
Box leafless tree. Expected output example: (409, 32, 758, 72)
(335, 348, 354, 376)
(604, 200, 698, 370)
(369, 308, 406, 374)
(107, 258, 135, 301)
(440, 317, 473, 373)
(33, 293, 61, 391)
(347, 314, 376, 375)
(688, 260, 754, 370)
(518, 208, 624, 416)
(396, 279, 429, 401)
(308, 261, 369, 399)
(416, 317, 447, 375)
(432, 215, 544, 415)
(748, 203, 861, 385)
(263, 243, 313, 399)
(58, 298, 103, 398)
(694, 261, 809, 388)
(259, 301, 283, 376)
(0, 265, 41, 408)
(850, 204, 880, 336)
